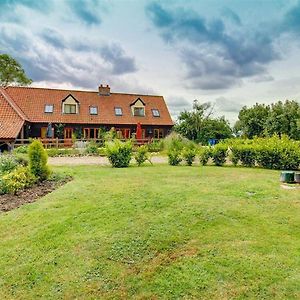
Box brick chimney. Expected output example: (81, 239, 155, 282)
(98, 84, 110, 96)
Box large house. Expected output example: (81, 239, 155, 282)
(0, 84, 173, 150)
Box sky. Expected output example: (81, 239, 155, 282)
(1, 0, 300, 124)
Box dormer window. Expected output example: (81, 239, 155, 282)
(90, 106, 98, 115)
(152, 109, 160, 117)
(44, 104, 54, 113)
(115, 107, 123, 116)
(64, 104, 76, 114)
(134, 107, 145, 116)
(62, 94, 79, 114)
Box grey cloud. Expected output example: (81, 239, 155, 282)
(214, 97, 243, 113)
(146, 2, 279, 90)
(40, 28, 66, 49)
(100, 44, 137, 75)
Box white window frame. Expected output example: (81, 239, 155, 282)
(152, 109, 160, 117)
(44, 104, 54, 113)
(115, 107, 123, 116)
(90, 106, 98, 115)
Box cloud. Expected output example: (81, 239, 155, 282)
(100, 44, 137, 74)
(221, 8, 241, 26)
(146, 2, 279, 90)
(165, 96, 192, 118)
(40, 28, 66, 49)
(68, 0, 102, 25)
(214, 97, 243, 113)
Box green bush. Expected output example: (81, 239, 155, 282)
(13, 145, 28, 154)
(198, 147, 211, 166)
(0, 155, 19, 174)
(211, 145, 228, 166)
(0, 167, 36, 195)
(134, 145, 149, 166)
(28, 140, 50, 181)
(46, 148, 81, 157)
(147, 140, 164, 152)
(230, 145, 256, 167)
(182, 147, 196, 166)
(85, 141, 99, 155)
(105, 140, 133, 168)
(167, 149, 182, 166)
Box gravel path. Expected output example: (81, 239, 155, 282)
(48, 155, 168, 166)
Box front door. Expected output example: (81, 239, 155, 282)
(64, 128, 73, 146)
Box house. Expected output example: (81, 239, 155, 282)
(0, 84, 173, 150)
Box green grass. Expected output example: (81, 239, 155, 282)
(0, 165, 299, 299)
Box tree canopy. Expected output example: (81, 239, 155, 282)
(235, 100, 300, 140)
(174, 100, 232, 144)
(0, 54, 32, 87)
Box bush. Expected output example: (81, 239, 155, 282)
(211, 145, 228, 166)
(28, 140, 50, 180)
(168, 149, 182, 166)
(85, 141, 99, 155)
(134, 145, 149, 166)
(198, 147, 211, 166)
(0, 155, 19, 174)
(182, 147, 196, 166)
(13, 145, 28, 154)
(0, 167, 36, 195)
(230, 145, 256, 167)
(47, 148, 81, 157)
(147, 140, 164, 152)
(105, 140, 133, 168)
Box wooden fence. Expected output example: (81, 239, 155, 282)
(13, 138, 156, 149)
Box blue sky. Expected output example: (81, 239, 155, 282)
(1, 0, 300, 122)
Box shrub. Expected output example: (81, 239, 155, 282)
(168, 149, 182, 166)
(46, 148, 81, 157)
(85, 141, 99, 155)
(164, 132, 189, 152)
(0, 167, 36, 195)
(182, 147, 196, 166)
(147, 140, 164, 152)
(13, 145, 28, 154)
(105, 140, 133, 168)
(134, 145, 149, 166)
(229, 146, 240, 166)
(199, 147, 211, 166)
(238, 145, 257, 167)
(28, 140, 50, 180)
(0, 155, 19, 174)
(211, 145, 228, 166)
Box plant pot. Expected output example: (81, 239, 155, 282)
(280, 171, 295, 183)
(295, 172, 300, 183)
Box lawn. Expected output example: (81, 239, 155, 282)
(0, 165, 299, 299)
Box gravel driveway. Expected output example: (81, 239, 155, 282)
(48, 155, 168, 166)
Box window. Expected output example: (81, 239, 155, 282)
(115, 107, 123, 116)
(44, 104, 54, 113)
(90, 106, 98, 115)
(154, 128, 164, 139)
(64, 104, 76, 114)
(134, 107, 145, 116)
(152, 109, 160, 117)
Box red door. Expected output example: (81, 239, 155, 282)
(64, 128, 73, 146)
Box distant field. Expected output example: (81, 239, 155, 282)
(0, 165, 299, 299)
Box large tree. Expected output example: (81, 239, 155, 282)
(234, 103, 270, 138)
(0, 54, 32, 87)
(174, 100, 232, 144)
(234, 100, 300, 140)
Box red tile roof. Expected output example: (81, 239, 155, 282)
(0, 89, 25, 139)
(4, 86, 174, 126)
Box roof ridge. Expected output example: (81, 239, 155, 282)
(5, 86, 163, 98)
(0, 88, 29, 121)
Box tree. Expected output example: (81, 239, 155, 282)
(234, 103, 270, 138)
(264, 100, 300, 140)
(0, 54, 32, 87)
(174, 100, 232, 144)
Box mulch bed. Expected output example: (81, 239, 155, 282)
(0, 177, 72, 213)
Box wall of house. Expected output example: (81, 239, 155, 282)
(26, 123, 172, 139)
